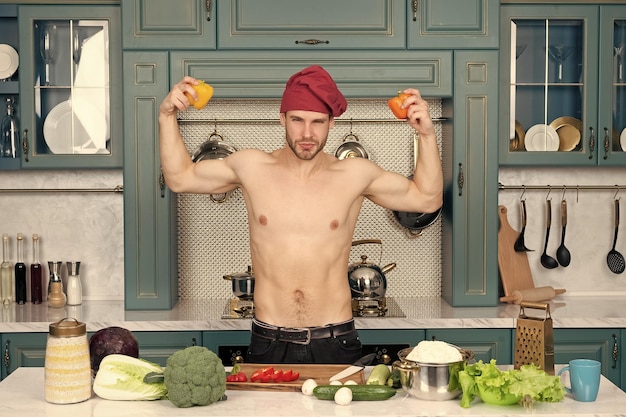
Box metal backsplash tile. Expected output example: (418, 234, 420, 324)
(177, 98, 443, 299)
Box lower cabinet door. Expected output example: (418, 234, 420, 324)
(1, 333, 47, 379)
(133, 331, 201, 367)
(553, 329, 621, 388)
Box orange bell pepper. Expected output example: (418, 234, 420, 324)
(387, 91, 411, 119)
(185, 80, 214, 110)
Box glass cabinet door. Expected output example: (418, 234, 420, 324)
(500, 6, 599, 166)
(18, 6, 121, 168)
(607, 16, 626, 161)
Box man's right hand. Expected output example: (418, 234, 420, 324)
(159, 76, 200, 117)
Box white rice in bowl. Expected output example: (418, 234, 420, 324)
(406, 340, 463, 364)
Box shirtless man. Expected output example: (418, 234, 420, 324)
(159, 65, 443, 364)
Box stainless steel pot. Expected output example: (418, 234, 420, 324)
(192, 131, 238, 203)
(393, 346, 474, 401)
(348, 239, 395, 300)
(223, 266, 254, 300)
(335, 132, 369, 160)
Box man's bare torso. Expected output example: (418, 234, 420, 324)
(232, 148, 367, 327)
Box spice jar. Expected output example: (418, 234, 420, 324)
(44, 318, 91, 404)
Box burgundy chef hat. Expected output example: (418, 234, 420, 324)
(280, 65, 347, 117)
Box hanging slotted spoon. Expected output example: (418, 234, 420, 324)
(607, 198, 625, 274)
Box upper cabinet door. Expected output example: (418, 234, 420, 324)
(216, 0, 405, 49)
(18, 5, 122, 169)
(598, 6, 626, 166)
(122, 0, 216, 49)
(407, 0, 498, 49)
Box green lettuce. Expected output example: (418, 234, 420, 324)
(459, 359, 565, 408)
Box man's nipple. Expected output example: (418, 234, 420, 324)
(259, 215, 268, 226)
(330, 219, 339, 230)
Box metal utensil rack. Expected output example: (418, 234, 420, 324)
(0, 185, 123, 194)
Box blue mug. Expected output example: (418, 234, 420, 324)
(557, 359, 601, 402)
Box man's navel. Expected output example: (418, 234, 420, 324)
(259, 215, 268, 226)
(330, 219, 339, 230)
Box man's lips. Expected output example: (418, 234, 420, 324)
(299, 142, 315, 150)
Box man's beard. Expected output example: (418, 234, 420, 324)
(286, 136, 327, 161)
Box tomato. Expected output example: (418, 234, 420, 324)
(226, 371, 248, 382)
(250, 366, 274, 382)
(185, 80, 214, 110)
(249, 367, 299, 383)
(387, 91, 411, 119)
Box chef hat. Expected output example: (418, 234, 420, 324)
(280, 65, 347, 117)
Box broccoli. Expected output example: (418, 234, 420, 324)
(163, 346, 227, 408)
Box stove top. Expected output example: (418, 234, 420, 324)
(222, 297, 405, 319)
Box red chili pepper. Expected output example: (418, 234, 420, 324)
(387, 91, 412, 119)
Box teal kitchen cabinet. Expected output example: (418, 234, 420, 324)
(0, 331, 201, 380)
(407, 0, 499, 49)
(133, 331, 201, 366)
(0, 5, 20, 170)
(122, 0, 216, 50)
(441, 51, 499, 307)
(123, 51, 178, 310)
(1, 333, 47, 379)
(16, 5, 122, 169)
(425, 329, 513, 364)
(499, 4, 626, 167)
(216, 0, 405, 50)
(553, 329, 621, 388)
(169, 50, 453, 98)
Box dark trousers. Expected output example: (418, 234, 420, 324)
(246, 318, 363, 364)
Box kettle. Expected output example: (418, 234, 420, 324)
(347, 239, 396, 300)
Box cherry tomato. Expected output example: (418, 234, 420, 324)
(387, 91, 411, 119)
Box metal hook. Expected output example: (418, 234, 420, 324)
(519, 186, 526, 201)
(546, 186, 552, 201)
(614, 185, 621, 200)
(561, 186, 567, 201)
(349, 118, 354, 135)
(576, 185, 579, 203)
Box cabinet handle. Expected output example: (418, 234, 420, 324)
(3, 339, 10, 376)
(191, 337, 197, 346)
(205, 0, 212, 21)
(159, 169, 166, 198)
(294, 39, 330, 45)
(612, 334, 618, 369)
(603, 127, 609, 160)
(22, 129, 29, 163)
(588, 127, 595, 160)
(412, 0, 418, 21)
(457, 163, 464, 197)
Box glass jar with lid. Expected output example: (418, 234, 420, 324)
(44, 318, 91, 403)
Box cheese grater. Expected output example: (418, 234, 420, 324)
(514, 301, 555, 375)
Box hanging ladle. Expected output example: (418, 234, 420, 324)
(607, 198, 625, 274)
(514, 199, 533, 252)
(541, 199, 559, 269)
(556, 198, 571, 267)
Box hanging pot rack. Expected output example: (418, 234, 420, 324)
(0, 185, 123, 194)
(499, 183, 625, 201)
(178, 117, 448, 125)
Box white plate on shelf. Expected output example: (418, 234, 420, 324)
(621, 128, 626, 152)
(43, 100, 106, 154)
(0, 44, 19, 80)
(524, 124, 560, 151)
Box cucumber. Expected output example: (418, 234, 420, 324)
(313, 384, 396, 401)
(366, 364, 391, 385)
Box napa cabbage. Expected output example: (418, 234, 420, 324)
(93, 354, 167, 401)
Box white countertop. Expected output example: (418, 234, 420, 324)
(1, 367, 625, 417)
(0, 295, 625, 333)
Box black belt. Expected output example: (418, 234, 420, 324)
(251, 319, 356, 345)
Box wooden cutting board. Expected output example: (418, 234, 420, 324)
(226, 363, 365, 392)
(498, 205, 535, 296)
